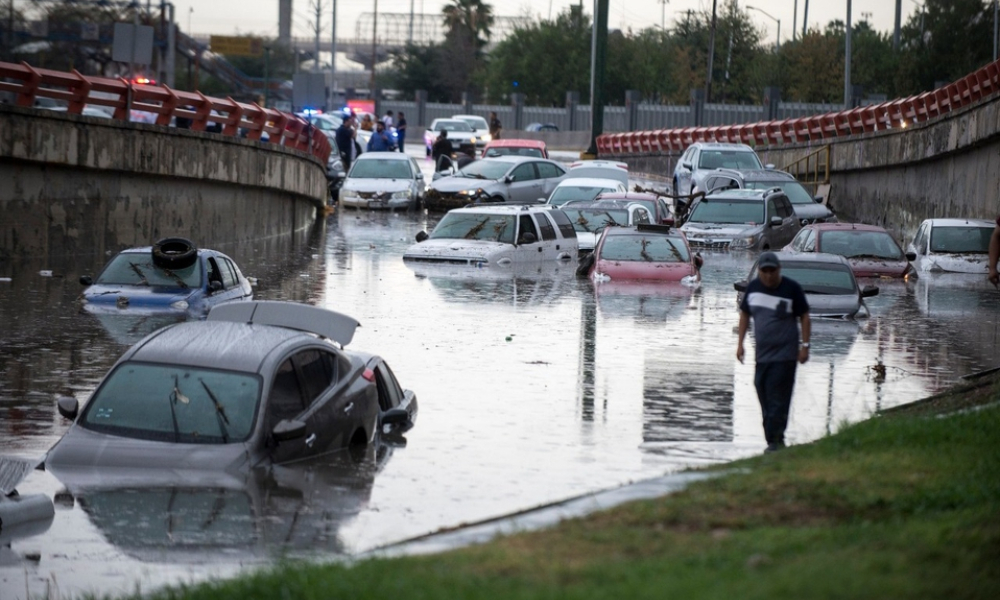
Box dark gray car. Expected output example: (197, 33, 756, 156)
(701, 168, 837, 224)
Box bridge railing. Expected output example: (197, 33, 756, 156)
(596, 59, 1000, 156)
(0, 61, 330, 164)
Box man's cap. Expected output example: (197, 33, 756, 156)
(758, 251, 781, 270)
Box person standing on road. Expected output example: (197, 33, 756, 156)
(382, 110, 394, 128)
(736, 251, 811, 453)
(489, 111, 502, 140)
(396, 112, 407, 152)
(989, 215, 1000, 288)
(335, 113, 358, 173)
(367, 121, 395, 152)
(432, 130, 454, 170)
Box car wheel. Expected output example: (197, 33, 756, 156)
(152, 237, 197, 269)
(489, 195, 505, 204)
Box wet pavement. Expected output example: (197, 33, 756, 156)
(2, 149, 999, 599)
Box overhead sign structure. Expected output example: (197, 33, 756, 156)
(210, 36, 264, 57)
(112, 22, 153, 65)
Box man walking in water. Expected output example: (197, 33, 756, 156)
(736, 252, 811, 453)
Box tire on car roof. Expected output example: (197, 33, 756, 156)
(152, 237, 198, 269)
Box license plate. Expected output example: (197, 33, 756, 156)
(370, 200, 386, 208)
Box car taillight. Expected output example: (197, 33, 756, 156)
(362, 368, 375, 382)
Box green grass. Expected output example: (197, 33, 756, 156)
(139, 376, 1000, 600)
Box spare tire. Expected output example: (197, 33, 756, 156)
(152, 237, 198, 269)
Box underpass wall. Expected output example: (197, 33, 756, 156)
(0, 104, 328, 261)
(618, 92, 1000, 242)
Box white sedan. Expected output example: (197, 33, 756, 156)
(423, 118, 481, 156)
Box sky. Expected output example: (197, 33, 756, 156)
(172, 0, 919, 46)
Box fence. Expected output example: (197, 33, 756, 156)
(0, 60, 332, 164)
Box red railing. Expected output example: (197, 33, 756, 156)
(0, 60, 331, 164)
(596, 58, 1000, 156)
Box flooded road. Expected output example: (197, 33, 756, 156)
(2, 162, 999, 598)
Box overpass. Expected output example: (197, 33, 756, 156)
(1, 58, 999, 263)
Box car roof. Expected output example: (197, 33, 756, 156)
(804, 222, 888, 233)
(479, 155, 547, 165)
(710, 168, 795, 182)
(604, 224, 682, 238)
(430, 118, 465, 125)
(921, 218, 994, 227)
(596, 192, 659, 201)
(555, 177, 623, 188)
(570, 160, 628, 171)
(452, 114, 486, 120)
(118, 246, 223, 258)
(449, 204, 554, 216)
(125, 319, 313, 373)
(354, 152, 410, 161)
(703, 189, 771, 200)
(485, 139, 546, 149)
(689, 142, 756, 151)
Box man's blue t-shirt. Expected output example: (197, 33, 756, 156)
(739, 276, 809, 362)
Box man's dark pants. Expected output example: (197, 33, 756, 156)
(754, 360, 797, 445)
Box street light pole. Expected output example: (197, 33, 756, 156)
(263, 46, 271, 107)
(747, 5, 780, 52)
(844, 0, 852, 107)
(369, 0, 377, 97)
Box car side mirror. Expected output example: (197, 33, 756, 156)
(905, 252, 916, 261)
(536, 197, 547, 204)
(416, 173, 424, 180)
(734, 281, 748, 292)
(519, 232, 538, 245)
(770, 216, 782, 227)
(861, 285, 880, 298)
(79, 275, 93, 286)
(209, 280, 223, 292)
(681, 161, 692, 170)
(381, 407, 410, 427)
(813, 195, 824, 203)
(57, 396, 79, 420)
(272, 419, 307, 442)
(504, 175, 513, 183)
(765, 163, 775, 169)
(415, 230, 429, 243)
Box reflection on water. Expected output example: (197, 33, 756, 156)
(1, 209, 998, 599)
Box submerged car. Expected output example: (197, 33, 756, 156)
(734, 252, 879, 319)
(423, 156, 568, 211)
(673, 142, 766, 196)
(46, 301, 418, 473)
(402, 205, 578, 267)
(339, 152, 425, 210)
(584, 224, 702, 283)
(595, 191, 675, 226)
(681, 188, 800, 251)
(545, 177, 627, 207)
(783, 222, 916, 279)
(564, 161, 630, 187)
(700, 168, 837, 224)
(560, 199, 654, 255)
(78, 238, 253, 318)
(906, 218, 996, 274)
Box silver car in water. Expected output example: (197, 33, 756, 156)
(339, 153, 425, 210)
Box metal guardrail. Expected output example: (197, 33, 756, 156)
(0, 61, 330, 164)
(782, 145, 831, 186)
(596, 58, 1000, 156)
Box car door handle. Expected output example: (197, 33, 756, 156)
(305, 433, 316, 447)
(344, 402, 354, 414)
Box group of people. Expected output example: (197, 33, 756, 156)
(739, 215, 1000, 454)
(334, 109, 409, 172)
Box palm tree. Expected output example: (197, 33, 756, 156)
(441, 0, 495, 53)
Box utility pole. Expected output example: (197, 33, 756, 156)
(893, 0, 901, 50)
(586, 0, 609, 157)
(369, 0, 378, 96)
(793, 0, 797, 42)
(331, 0, 337, 102)
(844, 0, 852, 108)
(408, 0, 414, 44)
(802, 0, 808, 38)
(659, 0, 669, 30)
(313, 1, 322, 72)
(706, 0, 718, 102)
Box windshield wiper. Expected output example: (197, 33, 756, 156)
(601, 212, 620, 226)
(847, 253, 894, 260)
(158, 266, 189, 289)
(464, 217, 490, 239)
(167, 375, 186, 442)
(200, 379, 230, 443)
(128, 262, 150, 286)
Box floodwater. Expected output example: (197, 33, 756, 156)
(2, 157, 1000, 599)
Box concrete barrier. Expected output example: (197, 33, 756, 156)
(0, 104, 328, 261)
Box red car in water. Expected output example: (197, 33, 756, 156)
(585, 224, 702, 283)
(782, 222, 916, 279)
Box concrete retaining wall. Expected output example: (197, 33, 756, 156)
(0, 104, 328, 261)
(617, 93, 1000, 242)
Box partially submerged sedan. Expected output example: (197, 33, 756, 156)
(734, 252, 879, 319)
(783, 222, 916, 279)
(79, 238, 252, 318)
(423, 156, 568, 211)
(339, 152, 425, 210)
(402, 205, 578, 267)
(46, 301, 418, 473)
(906, 218, 996, 274)
(583, 224, 702, 284)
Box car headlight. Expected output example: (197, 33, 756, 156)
(390, 190, 411, 200)
(729, 235, 758, 249)
(481, 134, 492, 143)
(170, 300, 189, 310)
(458, 188, 484, 196)
(341, 192, 361, 202)
(469, 136, 477, 144)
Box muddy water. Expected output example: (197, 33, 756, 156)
(2, 201, 999, 598)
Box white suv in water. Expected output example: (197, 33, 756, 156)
(402, 205, 578, 267)
(673, 142, 768, 197)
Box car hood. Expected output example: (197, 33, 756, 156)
(916, 253, 989, 274)
(342, 178, 412, 194)
(430, 176, 500, 193)
(82, 284, 199, 312)
(403, 238, 511, 264)
(791, 202, 835, 221)
(681, 222, 756, 239)
(806, 292, 865, 319)
(847, 257, 911, 278)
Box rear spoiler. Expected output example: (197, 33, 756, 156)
(208, 301, 360, 347)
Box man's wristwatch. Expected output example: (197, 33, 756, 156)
(800, 342, 810, 348)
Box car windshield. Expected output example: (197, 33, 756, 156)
(434, 120, 473, 132)
(562, 208, 630, 233)
(779, 263, 856, 295)
(457, 160, 512, 180)
(820, 230, 904, 259)
(485, 147, 544, 158)
(688, 200, 764, 225)
(457, 117, 488, 130)
(929, 225, 992, 253)
(308, 116, 341, 131)
(548, 186, 613, 206)
(349, 158, 412, 179)
(697, 151, 762, 170)
(600, 234, 690, 262)
(96, 253, 201, 288)
(429, 212, 516, 244)
(745, 180, 814, 205)
(80, 362, 260, 443)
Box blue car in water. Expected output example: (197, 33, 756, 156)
(79, 238, 253, 318)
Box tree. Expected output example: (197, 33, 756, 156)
(896, 0, 994, 94)
(438, 0, 495, 102)
(442, 0, 494, 55)
(385, 43, 453, 102)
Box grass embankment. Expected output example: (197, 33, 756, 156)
(150, 374, 1000, 600)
